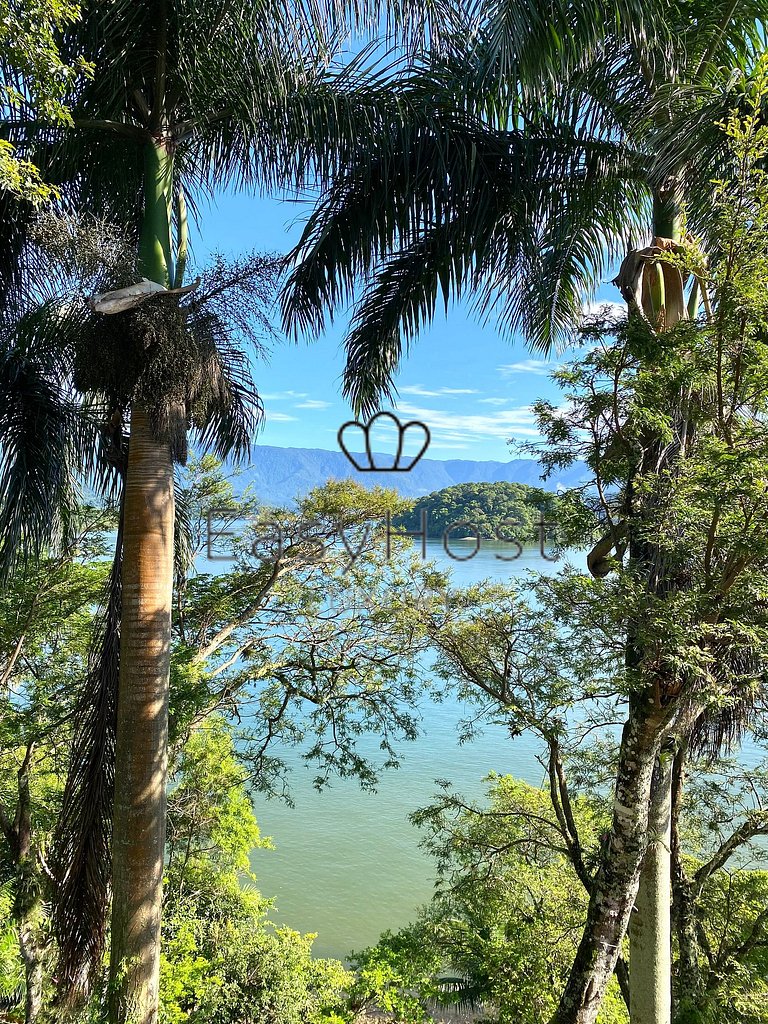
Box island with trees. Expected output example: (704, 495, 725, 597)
(393, 481, 560, 546)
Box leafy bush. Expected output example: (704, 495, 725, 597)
(159, 719, 352, 1024)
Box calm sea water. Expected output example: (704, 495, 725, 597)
(247, 541, 576, 959)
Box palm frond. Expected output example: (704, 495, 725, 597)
(689, 640, 766, 760)
(51, 507, 123, 1004)
(428, 974, 487, 1015)
(480, 138, 648, 349)
(184, 307, 264, 462)
(462, 0, 674, 96)
(341, 220, 478, 414)
(0, 301, 92, 580)
(282, 105, 530, 340)
(285, 88, 646, 409)
(181, 250, 277, 460)
(182, 47, 415, 197)
(651, 71, 764, 247)
(0, 193, 37, 314)
(679, 0, 767, 82)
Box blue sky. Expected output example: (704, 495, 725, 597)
(195, 189, 621, 463)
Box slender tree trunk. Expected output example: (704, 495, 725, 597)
(108, 406, 174, 1024)
(625, 190, 684, 1024)
(670, 747, 704, 1023)
(629, 750, 673, 1024)
(12, 746, 44, 1024)
(551, 697, 664, 1024)
(108, 135, 175, 1024)
(19, 919, 43, 1024)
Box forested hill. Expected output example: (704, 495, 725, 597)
(394, 481, 559, 539)
(238, 445, 586, 505)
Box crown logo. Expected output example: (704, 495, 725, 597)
(337, 411, 431, 472)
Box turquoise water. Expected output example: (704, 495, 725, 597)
(247, 541, 574, 959)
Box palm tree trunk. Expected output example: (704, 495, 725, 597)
(629, 751, 673, 1024)
(671, 747, 704, 1022)
(108, 405, 174, 1024)
(108, 136, 175, 1024)
(625, 190, 683, 1024)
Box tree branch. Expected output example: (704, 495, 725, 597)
(547, 738, 593, 892)
(692, 811, 768, 896)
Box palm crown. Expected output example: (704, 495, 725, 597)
(0, 0, 467, 573)
(282, 0, 768, 414)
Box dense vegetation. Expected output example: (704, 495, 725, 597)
(394, 482, 559, 545)
(3, 4, 768, 1024)
(0, 466, 420, 1024)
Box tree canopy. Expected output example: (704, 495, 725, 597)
(394, 481, 559, 544)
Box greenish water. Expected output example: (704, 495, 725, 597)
(244, 539, 765, 960)
(248, 541, 570, 959)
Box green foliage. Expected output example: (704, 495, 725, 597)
(0, 510, 112, 771)
(394, 481, 559, 543)
(167, 717, 271, 881)
(0, 0, 89, 200)
(162, 922, 352, 1024)
(160, 719, 351, 1024)
(350, 925, 444, 1022)
(0, 511, 115, 1014)
(687, 868, 768, 1024)
(377, 91, 768, 1024)
(0, 889, 23, 998)
(173, 466, 430, 796)
(352, 776, 625, 1024)
(0, 138, 56, 203)
(524, 78, 768, 750)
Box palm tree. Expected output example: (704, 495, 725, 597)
(283, 1, 764, 407)
(281, 4, 768, 1023)
(1, 5, 470, 1023)
(0, 216, 271, 1017)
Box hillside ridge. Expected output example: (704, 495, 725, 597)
(237, 444, 586, 504)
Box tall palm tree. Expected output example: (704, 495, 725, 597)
(281, 4, 768, 1024)
(0, 216, 270, 1015)
(1, 5, 470, 1023)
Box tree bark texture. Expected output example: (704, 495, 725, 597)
(551, 697, 665, 1024)
(630, 751, 673, 1024)
(107, 405, 174, 1024)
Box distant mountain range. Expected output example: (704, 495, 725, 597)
(236, 445, 587, 505)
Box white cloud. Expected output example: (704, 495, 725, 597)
(399, 385, 441, 397)
(295, 399, 332, 410)
(262, 390, 308, 401)
(268, 411, 298, 422)
(399, 385, 480, 397)
(478, 397, 508, 406)
(498, 359, 559, 377)
(581, 300, 625, 319)
(395, 401, 541, 442)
